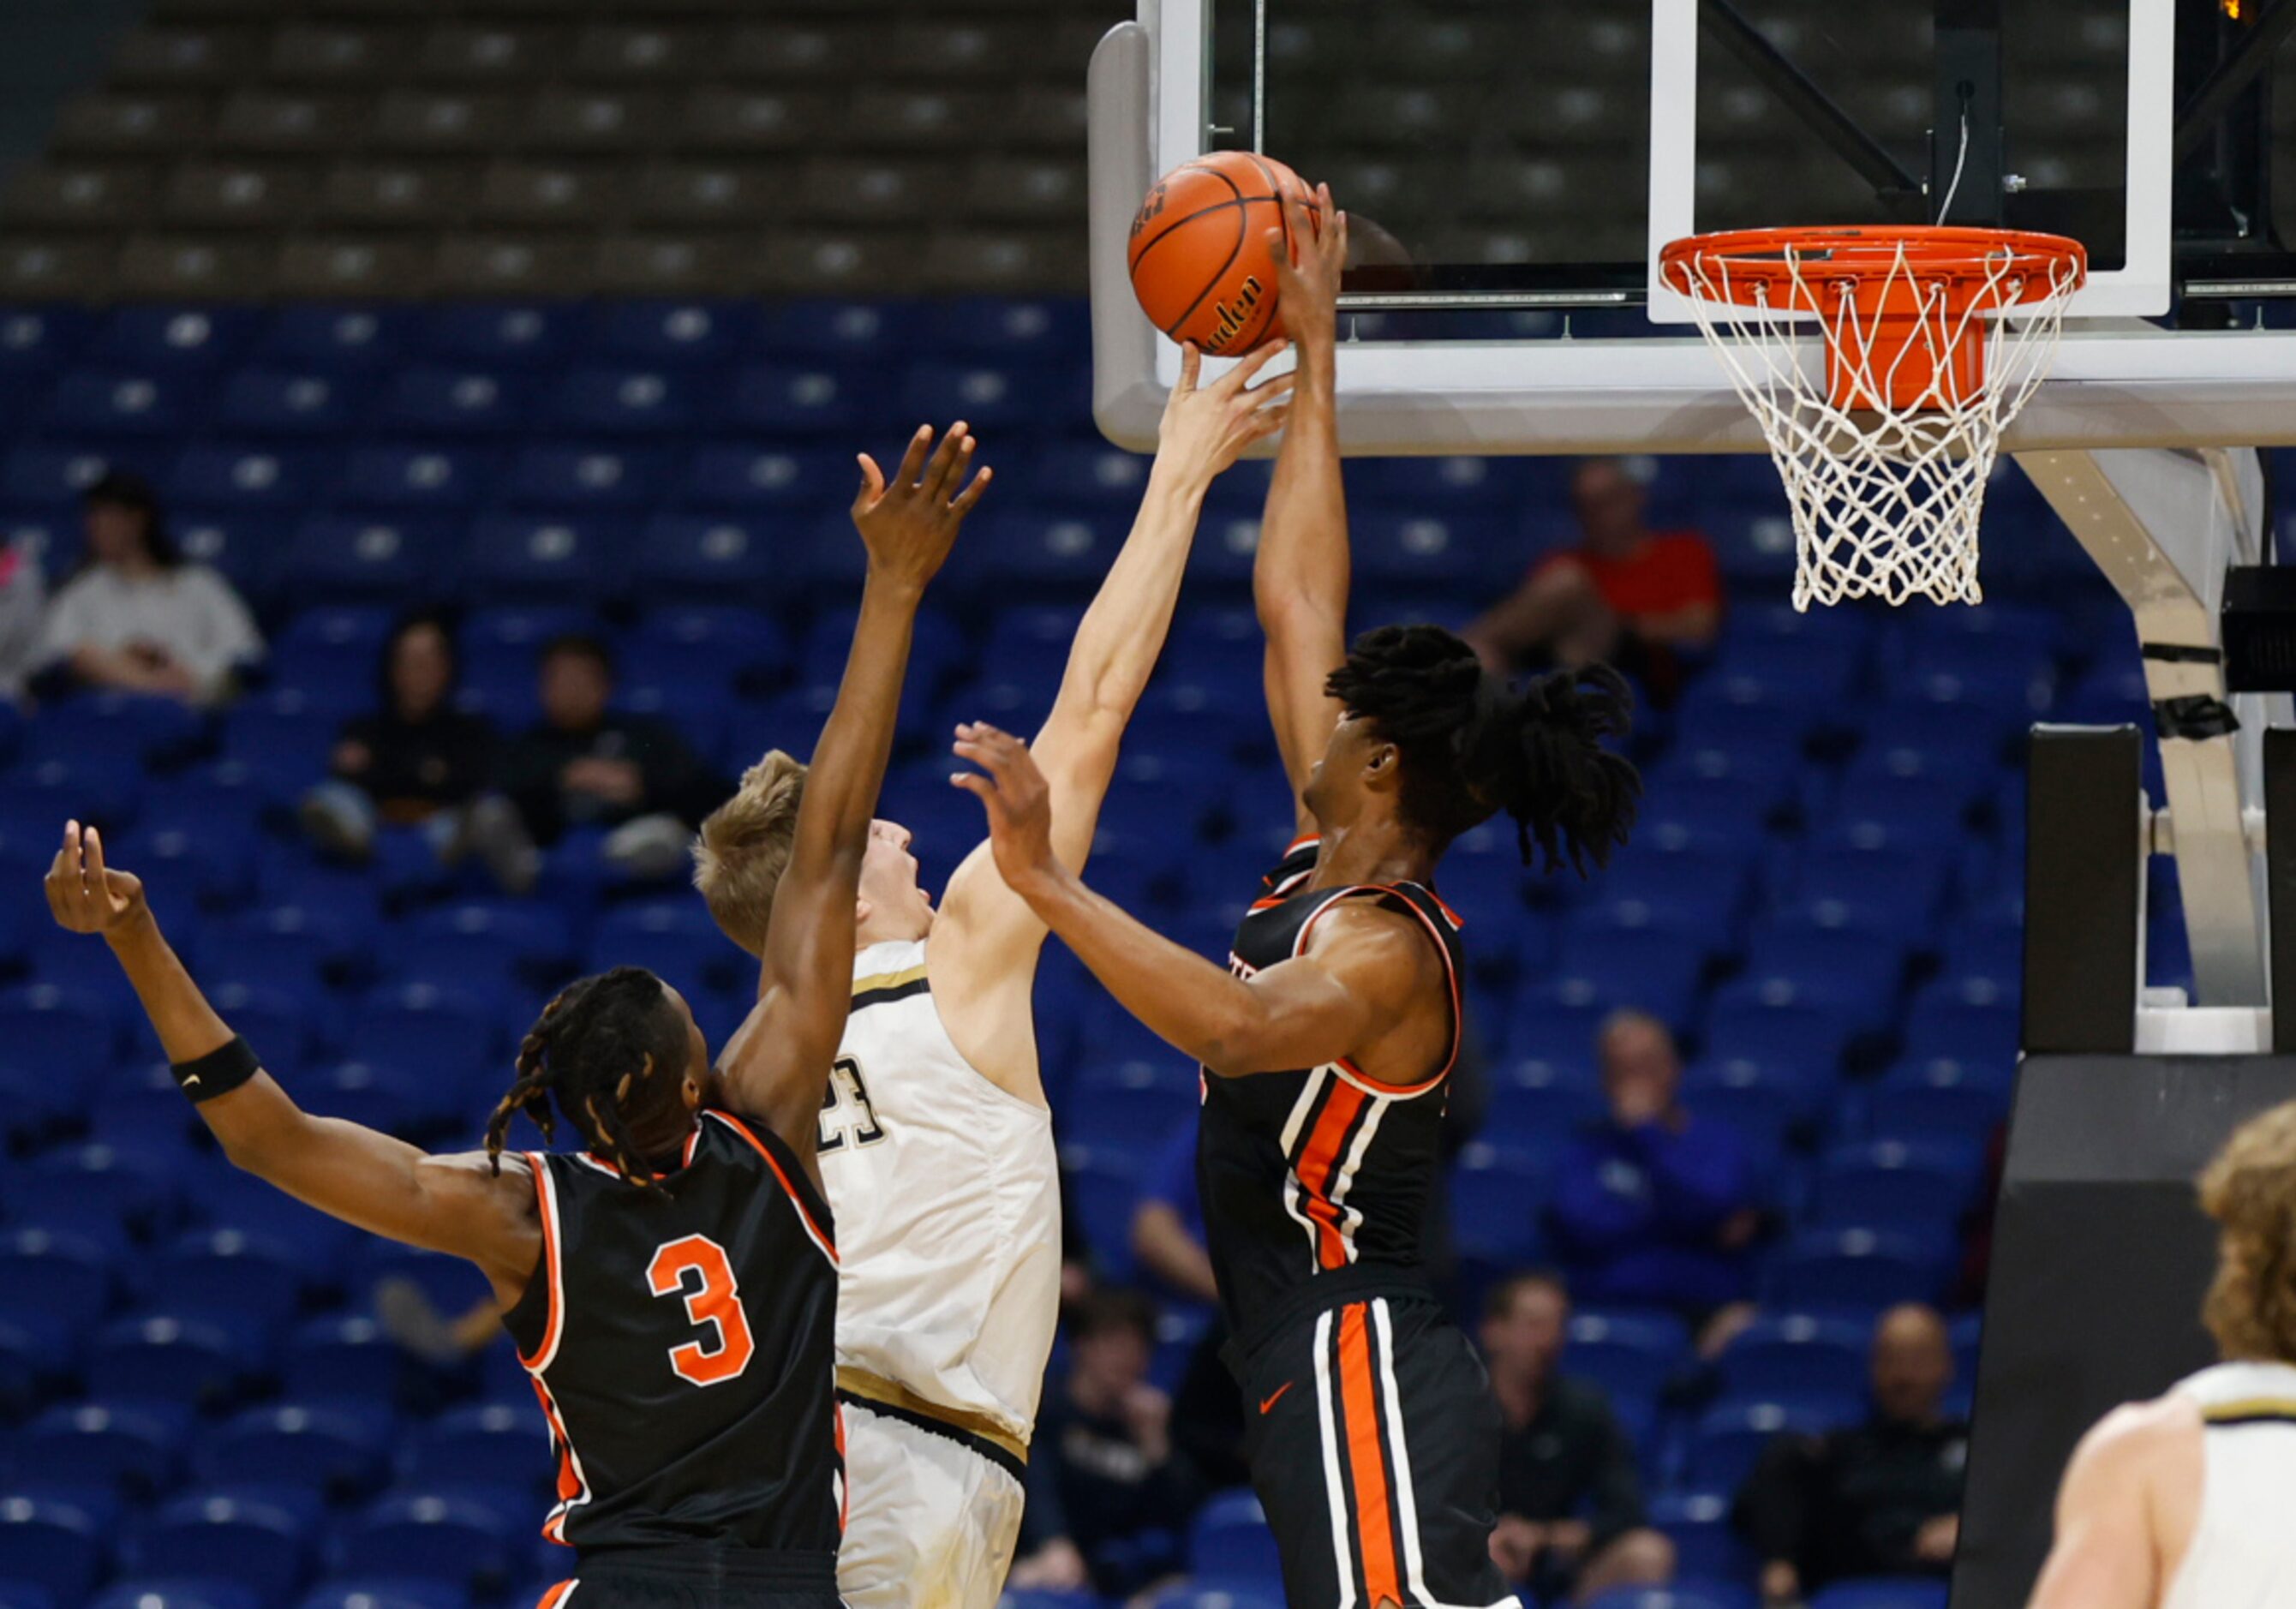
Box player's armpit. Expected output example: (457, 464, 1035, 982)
(2024, 1399, 2191, 1609)
(1206, 901, 1438, 1080)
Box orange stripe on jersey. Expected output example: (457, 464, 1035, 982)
(1306, 888, 1463, 1099)
(517, 1153, 564, 1368)
(1337, 1302, 1403, 1606)
(535, 1580, 577, 1609)
(1295, 1080, 1366, 1269)
(705, 1110, 838, 1262)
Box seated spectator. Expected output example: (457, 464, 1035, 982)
(1012, 1289, 1206, 1600)
(495, 632, 724, 884)
(1735, 1304, 1969, 1606)
(0, 532, 45, 702)
(32, 471, 261, 705)
(1481, 1271, 1676, 1605)
(1547, 1011, 1761, 1352)
(1462, 458, 1719, 703)
(299, 612, 523, 887)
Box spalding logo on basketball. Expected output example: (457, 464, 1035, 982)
(1128, 151, 1309, 356)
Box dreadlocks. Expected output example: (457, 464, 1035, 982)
(486, 966, 692, 1187)
(1324, 623, 1641, 873)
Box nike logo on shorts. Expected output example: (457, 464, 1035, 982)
(1259, 1381, 1294, 1415)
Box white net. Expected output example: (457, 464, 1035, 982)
(1666, 234, 2083, 610)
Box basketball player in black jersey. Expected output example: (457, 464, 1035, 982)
(954, 190, 1640, 1609)
(44, 422, 990, 1609)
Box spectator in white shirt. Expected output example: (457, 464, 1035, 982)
(33, 471, 260, 706)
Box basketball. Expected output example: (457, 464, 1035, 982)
(1128, 150, 1310, 357)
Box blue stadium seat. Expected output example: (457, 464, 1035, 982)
(1, 442, 115, 505)
(1060, 1144, 1145, 1283)
(1139, 1590, 1280, 1609)
(1482, 1056, 1604, 1145)
(294, 1061, 451, 1142)
(0, 1493, 107, 1606)
(350, 986, 497, 1080)
(1809, 1584, 1949, 1609)
(1903, 980, 2019, 1066)
(334, 1490, 525, 1593)
(1450, 1143, 1548, 1266)
(925, 297, 1089, 361)
(298, 1583, 467, 1609)
(758, 300, 911, 362)
(200, 907, 357, 997)
(258, 307, 416, 372)
(0, 1321, 48, 1421)
(374, 370, 528, 438)
(546, 368, 696, 436)
(132, 1490, 312, 1609)
(502, 446, 663, 511)
(1719, 1313, 1871, 1402)
(679, 446, 845, 511)
(92, 1585, 260, 1609)
(980, 511, 1121, 591)
(1064, 1060, 1199, 1148)
(584, 300, 757, 367)
(182, 1171, 354, 1280)
(0, 304, 93, 372)
(633, 515, 781, 603)
(1565, 1312, 1684, 1406)
(283, 517, 453, 604)
(1187, 1491, 1283, 1588)
(218, 370, 362, 437)
(87, 1315, 247, 1412)
(898, 364, 1043, 432)
(356, 1244, 491, 1326)
(339, 447, 491, 512)
(1028, 442, 1151, 509)
(1, 755, 143, 838)
(1813, 1141, 1982, 1234)
(1549, 926, 1705, 1030)
(149, 1229, 308, 1334)
(724, 367, 862, 436)
(1684, 1397, 1845, 1490)
(280, 1317, 403, 1409)
(165, 446, 318, 511)
(398, 1405, 550, 1497)
(32, 1139, 181, 1241)
(94, 308, 258, 370)
(1767, 1229, 1943, 1313)
(218, 688, 342, 775)
(1868, 1057, 2013, 1141)
(1681, 1054, 1822, 1148)
(1702, 989, 1857, 1080)
(457, 517, 618, 607)
(0, 983, 119, 1082)
(47, 368, 201, 439)
(589, 903, 741, 1000)
(1582, 1588, 1755, 1609)
(18, 1402, 184, 1501)
(1002, 1593, 1106, 1609)
(1647, 1492, 1753, 1586)
(0, 1227, 113, 1351)
(414, 305, 572, 368)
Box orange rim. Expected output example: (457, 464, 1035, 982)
(1660, 224, 2087, 310)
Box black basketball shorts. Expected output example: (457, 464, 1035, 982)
(1238, 1294, 1515, 1609)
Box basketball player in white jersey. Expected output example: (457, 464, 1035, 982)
(693, 349, 1294, 1609)
(2028, 1098, 2296, 1609)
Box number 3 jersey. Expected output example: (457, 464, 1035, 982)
(825, 940, 1062, 1448)
(500, 1110, 844, 1558)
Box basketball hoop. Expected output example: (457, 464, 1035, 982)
(1659, 225, 2086, 609)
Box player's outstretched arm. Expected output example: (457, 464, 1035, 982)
(2025, 1399, 2188, 1609)
(1254, 185, 1350, 831)
(953, 724, 1432, 1077)
(932, 345, 1291, 1083)
(45, 823, 540, 1306)
(716, 424, 985, 1151)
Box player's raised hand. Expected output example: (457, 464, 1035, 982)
(1156, 340, 1296, 484)
(1268, 182, 1348, 346)
(852, 421, 993, 594)
(44, 821, 146, 936)
(949, 722, 1058, 893)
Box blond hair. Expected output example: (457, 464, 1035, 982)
(2200, 1099, 2296, 1364)
(692, 751, 808, 958)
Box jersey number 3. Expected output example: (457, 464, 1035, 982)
(646, 1235, 756, 1387)
(817, 1056, 887, 1154)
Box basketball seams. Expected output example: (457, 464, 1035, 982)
(1128, 152, 1302, 353)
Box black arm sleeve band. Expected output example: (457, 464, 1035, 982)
(170, 1035, 261, 1104)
